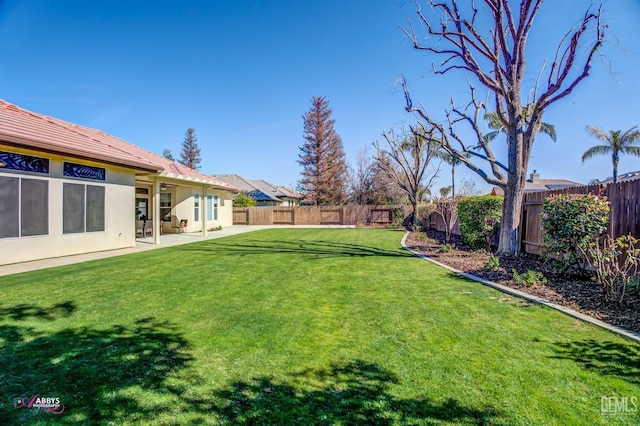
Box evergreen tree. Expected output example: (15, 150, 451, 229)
(162, 148, 175, 161)
(297, 97, 348, 205)
(179, 128, 202, 170)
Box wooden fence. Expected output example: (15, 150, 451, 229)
(426, 178, 639, 255)
(521, 179, 640, 255)
(235, 179, 638, 256)
(428, 209, 461, 236)
(233, 205, 411, 226)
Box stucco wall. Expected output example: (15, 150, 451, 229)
(172, 186, 234, 232)
(0, 146, 137, 265)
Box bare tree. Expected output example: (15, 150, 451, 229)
(371, 154, 408, 205)
(457, 178, 481, 197)
(348, 146, 378, 204)
(401, 0, 604, 255)
(375, 126, 442, 228)
(179, 128, 202, 170)
(434, 195, 459, 243)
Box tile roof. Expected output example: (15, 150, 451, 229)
(211, 175, 301, 202)
(211, 174, 280, 201)
(251, 180, 302, 199)
(0, 100, 237, 191)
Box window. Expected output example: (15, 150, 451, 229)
(135, 198, 148, 221)
(21, 179, 49, 236)
(63, 162, 106, 181)
(86, 186, 105, 232)
(206, 195, 213, 221)
(0, 176, 48, 238)
(214, 195, 219, 220)
(160, 192, 172, 222)
(63, 183, 105, 234)
(194, 193, 200, 221)
(0, 151, 49, 174)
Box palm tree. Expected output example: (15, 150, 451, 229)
(483, 107, 557, 144)
(439, 152, 463, 197)
(581, 126, 640, 183)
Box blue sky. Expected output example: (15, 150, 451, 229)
(0, 0, 638, 194)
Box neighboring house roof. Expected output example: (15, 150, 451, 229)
(594, 170, 640, 185)
(251, 179, 303, 200)
(490, 172, 582, 196)
(0, 100, 237, 191)
(212, 174, 280, 202)
(212, 174, 301, 202)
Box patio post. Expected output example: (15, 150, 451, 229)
(153, 178, 161, 244)
(202, 184, 208, 237)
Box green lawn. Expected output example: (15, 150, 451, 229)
(1, 228, 639, 425)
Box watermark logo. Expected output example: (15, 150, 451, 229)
(14, 394, 65, 415)
(601, 396, 638, 415)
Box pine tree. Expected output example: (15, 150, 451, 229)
(297, 96, 348, 205)
(179, 128, 202, 170)
(162, 148, 175, 161)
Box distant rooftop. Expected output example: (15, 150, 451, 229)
(491, 171, 582, 196)
(594, 170, 640, 185)
(212, 174, 302, 202)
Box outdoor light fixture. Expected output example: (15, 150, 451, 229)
(160, 183, 167, 191)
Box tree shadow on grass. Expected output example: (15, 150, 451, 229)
(550, 339, 640, 386)
(194, 360, 504, 425)
(0, 301, 193, 424)
(180, 239, 415, 260)
(0, 302, 504, 424)
(0, 301, 76, 321)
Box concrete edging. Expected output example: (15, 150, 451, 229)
(400, 232, 640, 344)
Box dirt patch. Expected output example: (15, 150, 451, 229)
(405, 230, 640, 334)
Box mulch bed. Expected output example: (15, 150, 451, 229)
(404, 229, 640, 335)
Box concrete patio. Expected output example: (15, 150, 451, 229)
(0, 225, 354, 277)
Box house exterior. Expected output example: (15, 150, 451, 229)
(593, 170, 640, 185)
(212, 174, 302, 206)
(490, 171, 582, 196)
(0, 100, 237, 266)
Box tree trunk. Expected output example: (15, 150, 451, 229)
(411, 200, 418, 230)
(451, 164, 455, 198)
(496, 175, 526, 256)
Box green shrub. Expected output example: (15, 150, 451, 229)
(541, 193, 610, 273)
(391, 207, 406, 227)
(512, 269, 547, 286)
(440, 243, 453, 253)
(412, 231, 428, 241)
(416, 203, 436, 228)
(457, 196, 503, 249)
(627, 279, 640, 297)
(233, 191, 257, 207)
(580, 234, 640, 303)
(484, 255, 500, 272)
